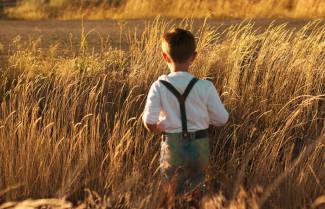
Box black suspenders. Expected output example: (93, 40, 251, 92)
(159, 77, 199, 139)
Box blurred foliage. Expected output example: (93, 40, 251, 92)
(2, 0, 325, 20)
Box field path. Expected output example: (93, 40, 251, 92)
(0, 18, 318, 60)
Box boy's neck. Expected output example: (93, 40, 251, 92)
(169, 62, 190, 73)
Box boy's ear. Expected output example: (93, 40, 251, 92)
(163, 52, 172, 63)
(190, 51, 198, 62)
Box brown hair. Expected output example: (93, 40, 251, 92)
(162, 28, 196, 63)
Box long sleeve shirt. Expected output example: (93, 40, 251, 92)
(142, 71, 229, 133)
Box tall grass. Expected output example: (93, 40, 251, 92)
(4, 0, 325, 19)
(0, 19, 324, 208)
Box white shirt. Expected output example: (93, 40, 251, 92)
(142, 71, 229, 133)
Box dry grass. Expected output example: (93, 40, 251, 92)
(0, 18, 324, 208)
(3, 0, 325, 20)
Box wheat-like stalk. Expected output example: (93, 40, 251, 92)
(0, 18, 324, 208)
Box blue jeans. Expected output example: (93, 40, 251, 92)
(160, 133, 210, 194)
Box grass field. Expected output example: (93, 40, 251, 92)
(3, 0, 325, 19)
(0, 18, 324, 208)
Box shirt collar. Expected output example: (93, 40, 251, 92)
(168, 71, 193, 77)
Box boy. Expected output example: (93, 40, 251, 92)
(142, 28, 229, 196)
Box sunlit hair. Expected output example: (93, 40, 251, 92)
(162, 28, 196, 63)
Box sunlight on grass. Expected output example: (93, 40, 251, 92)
(4, 0, 325, 19)
(0, 18, 324, 208)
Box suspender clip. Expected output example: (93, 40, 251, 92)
(182, 132, 189, 139)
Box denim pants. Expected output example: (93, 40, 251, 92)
(160, 132, 210, 194)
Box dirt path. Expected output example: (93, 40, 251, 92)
(0, 18, 319, 56)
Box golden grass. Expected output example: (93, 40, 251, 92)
(4, 0, 325, 20)
(0, 18, 324, 208)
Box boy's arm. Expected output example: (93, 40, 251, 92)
(207, 83, 229, 126)
(142, 81, 162, 134)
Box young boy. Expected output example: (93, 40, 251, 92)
(142, 28, 229, 196)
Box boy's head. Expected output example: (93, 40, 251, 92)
(162, 28, 197, 65)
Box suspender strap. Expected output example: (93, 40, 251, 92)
(160, 77, 199, 138)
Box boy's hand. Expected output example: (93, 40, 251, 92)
(144, 122, 165, 135)
(157, 121, 165, 134)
